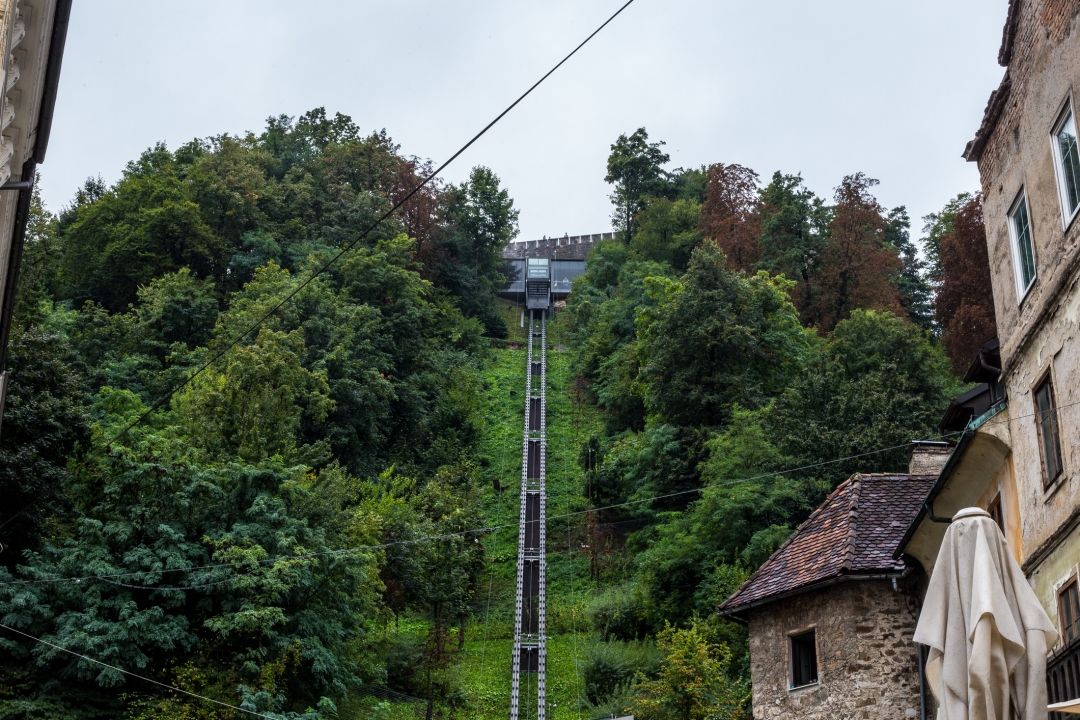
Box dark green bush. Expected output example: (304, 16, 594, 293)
(581, 640, 660, 706)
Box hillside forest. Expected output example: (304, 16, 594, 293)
(0, 114, 997, 719)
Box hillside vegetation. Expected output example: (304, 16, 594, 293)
(0, 116, 993, 719)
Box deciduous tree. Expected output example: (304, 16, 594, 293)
(699, 163, 761, 271)
(810, 173, 903, 330)
(605, 128, 672, 240)
(934, 194, 997, 370)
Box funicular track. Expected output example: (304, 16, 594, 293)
(509, 310, 547, 720)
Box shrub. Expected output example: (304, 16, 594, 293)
(581, 641, 661, 707)
(587, 583, 654, 640)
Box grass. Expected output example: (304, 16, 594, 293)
(363, 301, 604, 719)
(448, 300, 603, 719)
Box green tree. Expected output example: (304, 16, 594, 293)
(632, 622, 749, 720)
(769, 309, 960, 482)
(433, 165, 519, 336)
(173, 326, 333, 464)
(636, 241, 809, 427)
(631, 197, 702, 269)
(605, 128, 672, 240)
(57, 147, 226, 311)
(885, 206, 934, 330)
(0, 327, 88, 564)
(755, 172, 828, 322)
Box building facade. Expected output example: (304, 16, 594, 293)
(0, 0, 71, 430)
(905, 0, 1080, 711)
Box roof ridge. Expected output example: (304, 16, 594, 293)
(840, 474, 863, 573)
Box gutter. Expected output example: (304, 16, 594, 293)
(719, 570, 907, 621)
(0, 159, 36, 373)
(32, 0, 73, 164)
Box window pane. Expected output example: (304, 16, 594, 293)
(1057, 111, 1080, 215)
(1060, 581, 1080, 644)
(791, 631, 818, 687)
(1034, 379, 1063, 484)
(988, 494, 1003, 532)
(1013, 199, 1037, 290)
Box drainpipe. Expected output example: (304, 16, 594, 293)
(917, 644, 929, 720)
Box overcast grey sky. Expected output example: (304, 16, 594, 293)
(43, 1, 1006, 242)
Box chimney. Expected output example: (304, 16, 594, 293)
(907, 440, 953, 476)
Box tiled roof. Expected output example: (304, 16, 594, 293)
(719, 473, 935, 615)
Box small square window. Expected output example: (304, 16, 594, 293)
(1051, 101, 1080, 225)
(1059, 579, 1080, 645)
(1008, 191, 1037, 299)
(790, 630, 818, 688)
(1033, 374, 1064, 486)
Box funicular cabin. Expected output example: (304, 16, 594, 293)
(524, 257, 551, 311)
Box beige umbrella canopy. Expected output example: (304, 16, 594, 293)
(914, 507, 1059, 720)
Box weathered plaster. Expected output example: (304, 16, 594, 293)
(971, 0, 1080, 643)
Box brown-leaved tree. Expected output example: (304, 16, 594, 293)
(810, 173, 902, 330)
(699, 163, 762, 271)
(935, 194, 997, 370)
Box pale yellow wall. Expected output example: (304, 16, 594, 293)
(905, 419, 1014, 573)
(1028, 527, 1080, 650)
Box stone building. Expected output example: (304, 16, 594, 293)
(902, 0, 1080, 711)
(720, 461, 945, 720)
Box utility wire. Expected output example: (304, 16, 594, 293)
(0, 430, 960, 590)
(0, 391, 1069, 591)
(0, 622, 279, 719)
(101, 0, 638, 451)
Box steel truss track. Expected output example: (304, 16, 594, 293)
(510, 311, 547, 720)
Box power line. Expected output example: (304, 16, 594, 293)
(102, 0, 638, 451)
(1, 386, 1070, 591)
(0, 622, 280, 719)
(0, 429, 964, 591)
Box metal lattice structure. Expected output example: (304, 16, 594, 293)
(510, 311, 547, 720)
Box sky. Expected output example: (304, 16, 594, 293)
(42, 0, 1008, 243)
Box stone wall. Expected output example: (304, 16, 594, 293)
(746, 579, 922, 720)
(973, 0, 1080, 631)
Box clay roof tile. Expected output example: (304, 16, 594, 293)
(719, 473, 935, 615)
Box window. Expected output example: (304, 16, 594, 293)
(1033, 374, 1064, 486)
(1059, 579, 1080, 645)
(1051, 101, 1080, 225)
(987, 494, 1004, 532)
(790, 630, 818, 688)
(1008, 191, 1037, 299)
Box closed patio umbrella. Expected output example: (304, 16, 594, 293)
(914, 507, 1058, 719)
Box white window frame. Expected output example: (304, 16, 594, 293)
(1050, 96, 1080, 229)
(1007, 189, 1037, 301)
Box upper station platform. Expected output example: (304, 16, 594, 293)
(500, 232, 615, 302)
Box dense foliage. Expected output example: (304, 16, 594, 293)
(565, 128, 971, 716)
(0, 115, 990, 720)
(0, 109, 515, 718)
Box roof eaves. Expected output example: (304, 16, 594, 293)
(719, 569, 908, 618)
(963, 71, 1012, 163)
(998, 0, 1021, 67)
(893, 429, 975, 560)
